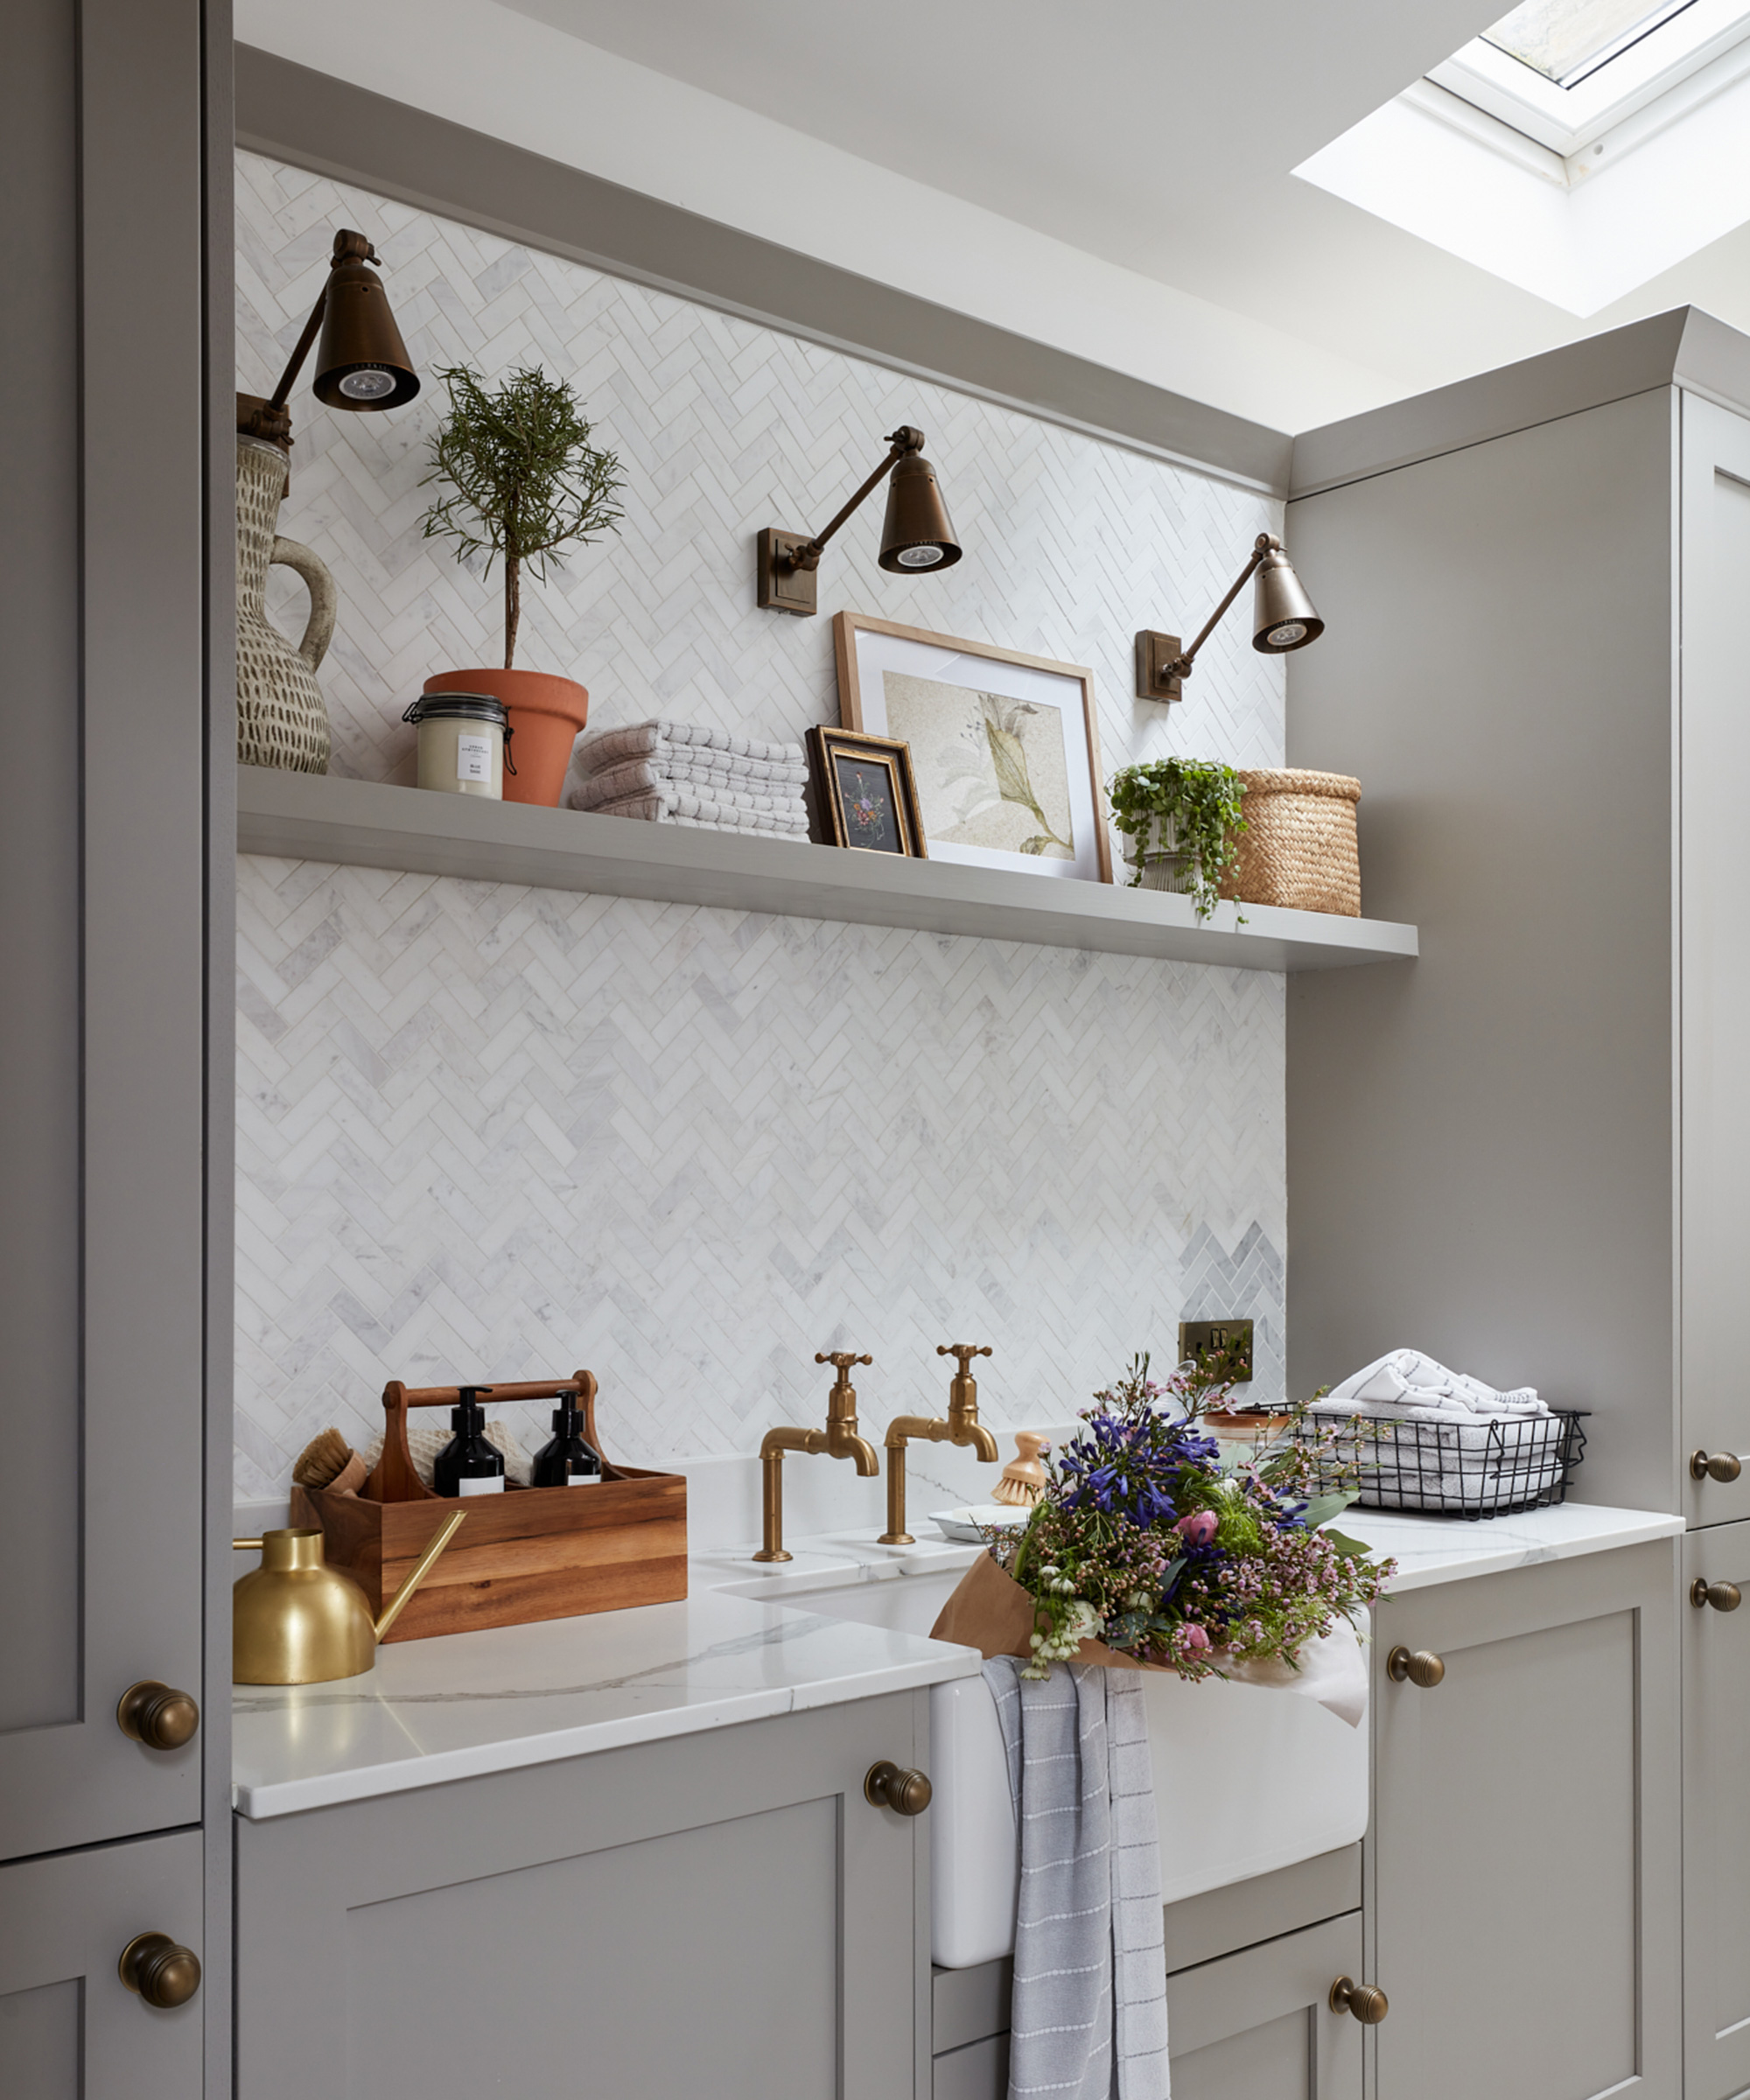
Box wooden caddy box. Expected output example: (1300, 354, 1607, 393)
(291, 1370, 688, 1642)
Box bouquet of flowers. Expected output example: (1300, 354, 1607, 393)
(970, 1355, 1395, 1683)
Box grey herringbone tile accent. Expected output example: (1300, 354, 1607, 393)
(233, 154, 1289, 1497)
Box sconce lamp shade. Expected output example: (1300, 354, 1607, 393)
(878, 452, 962, 573)
(312, 247, 420, 411)
(1252, 543, 1324, 654)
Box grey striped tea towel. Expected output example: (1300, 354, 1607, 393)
(983, 1657, 1170, 2100)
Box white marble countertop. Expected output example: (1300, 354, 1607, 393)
(1337, 1500, 1684, 1591)
(233, 1500, 1684, 1820)
(231, 1584, 982, 1820)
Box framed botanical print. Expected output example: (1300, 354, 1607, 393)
(806, 725, 928, 858)
(832, 612, 1112, 884)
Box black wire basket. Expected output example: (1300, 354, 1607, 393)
(1292, 1409, 1589, 1520)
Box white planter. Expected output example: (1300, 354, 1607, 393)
(1123, 811, 1201, 894)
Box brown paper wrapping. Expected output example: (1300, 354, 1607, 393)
(928, 1549, 1180, 1675)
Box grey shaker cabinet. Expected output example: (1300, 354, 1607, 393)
(235, 1690, 931, 2100)
(1681, 1518, 1750, 2100)
(1367, 1543, 1682, 2100)
(928, 1910, 1364, 2100)
(0, 1829, 206, 2099)
(1165, 1913, 1364, 2100)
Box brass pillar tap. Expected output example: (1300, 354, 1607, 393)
(752, 1352, 882, 1563)
(879, 1344, 1000, 1546)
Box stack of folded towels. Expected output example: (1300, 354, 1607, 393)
(562, 720, 810, 839)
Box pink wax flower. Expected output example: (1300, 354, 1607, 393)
(1175, 1510, 1218, 1549)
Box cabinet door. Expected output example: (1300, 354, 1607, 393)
(1682, 1519, 1750, 2100)
(1368, 1543, 1681, 2100)
(1166, 1912, 1363, 2100)
(1680, 395, 1750, 1527)
(237, 1690, 929, 2100)
(0, 0, 213, 1863)
(0, 1829, 205, 2098)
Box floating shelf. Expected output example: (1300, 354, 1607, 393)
(235, 767, 1418, 974)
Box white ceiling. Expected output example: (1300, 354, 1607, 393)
(504, 0, 1750, 410)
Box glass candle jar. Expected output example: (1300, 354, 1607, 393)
(402, 692, 514, 798)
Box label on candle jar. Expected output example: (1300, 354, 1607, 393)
(457, 733, 492, 783)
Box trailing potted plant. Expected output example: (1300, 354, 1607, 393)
(420, 364, 625, 805)
(1107, 758, 1246, 920)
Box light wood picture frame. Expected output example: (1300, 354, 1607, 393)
(832, 612, 1113, 884)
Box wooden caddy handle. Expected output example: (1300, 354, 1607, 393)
(365, 1368, 605, 1503)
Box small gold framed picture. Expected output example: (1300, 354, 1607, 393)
(806, 726, 928, 858)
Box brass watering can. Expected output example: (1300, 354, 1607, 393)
(232, 1514, 466, 1684)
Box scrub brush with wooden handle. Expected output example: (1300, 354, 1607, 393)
(990, 1432, 1048, 1507)
(291, 1425, 354, 1490)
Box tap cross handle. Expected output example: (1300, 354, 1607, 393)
(938, 1344, 993, 1368)
(816, 1352, 874, 1370)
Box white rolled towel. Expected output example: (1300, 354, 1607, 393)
(1312, 1348, 1547, 1421)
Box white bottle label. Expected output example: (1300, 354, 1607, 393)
(457, 733, 492, 783)
(568, 1470, 601, 1485)
(458, 1474, 504, 1495)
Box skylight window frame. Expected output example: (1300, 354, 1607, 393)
(1430, 0, 1750, 157)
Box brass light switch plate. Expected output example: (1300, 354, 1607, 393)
(1136, 629, 1185, 703)
(1179, 1318, 1253, 1382)
(757, 528, 819, 616)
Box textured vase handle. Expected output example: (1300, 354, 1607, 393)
(270, 536, 337, 671)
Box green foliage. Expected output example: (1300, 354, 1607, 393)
(420, 365, 625, 668)
(1107, 758, 1247, 920)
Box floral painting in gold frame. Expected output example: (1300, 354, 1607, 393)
(805, 725, 928, 858)
(831, 612, 1112, 884)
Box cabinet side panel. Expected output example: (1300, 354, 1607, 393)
(1677, 396, 1750, 1527)
(1286, 388, 1676, 1512)
(0, 0, 82, 1740)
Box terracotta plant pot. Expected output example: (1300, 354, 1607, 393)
(423, 668, 589, 807)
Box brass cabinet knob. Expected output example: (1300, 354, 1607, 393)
(116, 1681, 200, 1750)
(1690, 1578, 1742, 1613)
(1690, 1450, 1743, 1484)
(118, 1933, 201, 2009)
(1329, 1976, 1389, 2024)
(1386, 1645, 1446, 1687)
(864, 1760, 933, 1816)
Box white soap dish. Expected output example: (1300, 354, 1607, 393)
(929, 1504, 1032, 1544)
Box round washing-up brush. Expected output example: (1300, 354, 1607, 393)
(291, 1425, 354, 1490)
(989, 1432, 1048, 1507)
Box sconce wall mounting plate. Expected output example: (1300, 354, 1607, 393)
(1135, 630, 1186, 704)
(758, 528, 820, 616)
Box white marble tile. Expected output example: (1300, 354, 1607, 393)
(233, 148, 1292, 1505)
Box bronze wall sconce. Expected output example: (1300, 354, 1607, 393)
(1135, 532, 1324, 704)
(758, 424, 960, 616)
(237, 228, 419, 454)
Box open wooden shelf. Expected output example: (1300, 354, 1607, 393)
(235, 766, 1418, 974)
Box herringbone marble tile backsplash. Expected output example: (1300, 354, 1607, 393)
(234, 152, 1288, 1501)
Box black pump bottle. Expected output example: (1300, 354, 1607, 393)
(433, 1385, 506, 1497)
(531, 1391, 603, 1488)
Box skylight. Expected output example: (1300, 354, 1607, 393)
(1292, 0, 1750, 312)
(1482, 0, 1700, 87)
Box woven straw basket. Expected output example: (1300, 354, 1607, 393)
(1226, 768, 1362, 916)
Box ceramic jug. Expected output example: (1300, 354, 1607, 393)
(235, 435, 336, 772)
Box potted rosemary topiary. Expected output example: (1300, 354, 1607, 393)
(1107, 759, 1246, 920)
(419, 364, 625, 805)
